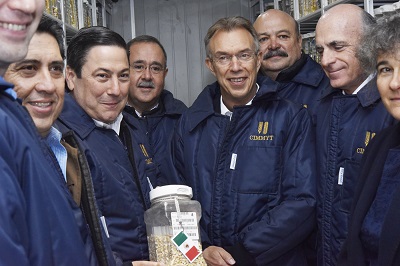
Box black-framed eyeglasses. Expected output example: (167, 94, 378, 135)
(210, 51, 256, 66)
(130, 63, 165, 75)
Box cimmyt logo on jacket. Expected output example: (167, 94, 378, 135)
(356, 131, 376, 154)
(250, 121, 274, 141)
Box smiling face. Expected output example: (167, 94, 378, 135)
(205, 27, 261, 110)
(4, 32, 64, 137)
(315, 6, 367, 93)
(128, 41, 168, 114)
(66, 45, 130, 123)
(376, 48, 400, 120)
(0, 0, 44, 74)
(253, 10, 302, 80)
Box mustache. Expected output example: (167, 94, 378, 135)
(263, 50, 288, 60)
(138, 81, 155, 88)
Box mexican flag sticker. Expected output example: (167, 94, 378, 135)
(171, 231, 201, 263)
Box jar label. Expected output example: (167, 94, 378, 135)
(171, 212, 199, 241)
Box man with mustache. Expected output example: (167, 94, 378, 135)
(254, 9, 330, 118)
(315, 4, 395, 265)
(125, 35, 187, 181)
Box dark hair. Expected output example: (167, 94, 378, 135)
(359, 13, 399, 73)
(127, 35, 167, 66)
(204, 16, 260, 58)
(67, 26, 126, 78)
(37, 15, 65, 59)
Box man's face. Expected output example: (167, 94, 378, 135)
(316, 15, 365, 93)
(128, 42, 168, 113)
(253, 11, 302, 79)
(0, 0, 44, 73)
(4, 32, 64, 137)
(376, 49, 400, 120)
(205, 28, 261, 110)
(66, 45, 130, 123)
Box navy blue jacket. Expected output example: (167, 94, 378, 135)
(274, 53, 330, 122)
(0, 78, 98, 265)
(316, 77, 395, 266)
(125, 89, 187, 181)
(58, 93, 160, 262)
(169, 76, 316, 265)
(338, 123, 400, 266)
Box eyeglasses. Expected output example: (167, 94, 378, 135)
(210, 51, 256, 66)
(130, 63, 165, 75)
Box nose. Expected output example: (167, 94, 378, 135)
(268, 36, 280, 50)
(9, 0, 42, 14)
(320, 49, 335, 69)
(230, 55, 243, 72)
(141, 66, 152, 80)
(389, 68, 400, 91)
(36, 71, 57, 93)
(107, 76, 121, 96)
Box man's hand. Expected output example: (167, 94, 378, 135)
(131, 261, 165, 266)
(203, 246, 236, 266)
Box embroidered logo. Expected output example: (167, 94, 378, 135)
(140, 144, 153, 164)
(357, 131, 376, 154)
(251, 121, 274, 141)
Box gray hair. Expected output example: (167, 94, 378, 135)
(361, 13, 400, 72)
(204, 16, 260, 58)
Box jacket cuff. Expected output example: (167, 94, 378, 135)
(224, 243, 256, 266)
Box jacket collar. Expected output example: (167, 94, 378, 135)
(0, 76, 13, 90)
(58, 93, 98, 139)
(272, 53, 325, 88)
(187, 76, 279, 131)
(320, 75, 381, 107)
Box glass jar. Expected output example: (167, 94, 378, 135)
(144, 185, 207, 266)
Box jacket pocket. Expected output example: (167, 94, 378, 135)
(232, 145, 282, 194)
(339, 160, 360, 213)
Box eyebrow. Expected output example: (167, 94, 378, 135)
(132, 60, 163, 67)
(14, 59, 40, 67)
(14, 59, 64, 67)
(258, 29, 292, 36)
(328, 41, 349, 47)
(376, 60, 389, 68)
(213, 48, 254, 55)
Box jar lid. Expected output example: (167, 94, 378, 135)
(149, 185, 193, 202)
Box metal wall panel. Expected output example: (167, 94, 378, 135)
(115, 0, 251, 106)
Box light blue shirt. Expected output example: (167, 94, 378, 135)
(46, 126, 67, 181)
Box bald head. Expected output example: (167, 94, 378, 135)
(254, 9, 302, 80)
(315, 4, 375, 93)
(317, 4, 364, 43)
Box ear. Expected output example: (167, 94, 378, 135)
(205, 58, 216, 76)
(65, 66, 77, 91)
(164, 67, 169, 79)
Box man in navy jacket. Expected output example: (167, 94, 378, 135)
(315, 4, 395, 265)
(125, 35, 187, 181)
(169, 16, 316, 266)
(58, 26, 161, 265)
(254, 9, 330, 120)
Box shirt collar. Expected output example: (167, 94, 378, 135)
(46, 126, 67, 180)
(220, 83, 260, 115)
(93, 113, 123, 135)
(342, 73, 376, 95)
(134, 103, 159, 118)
